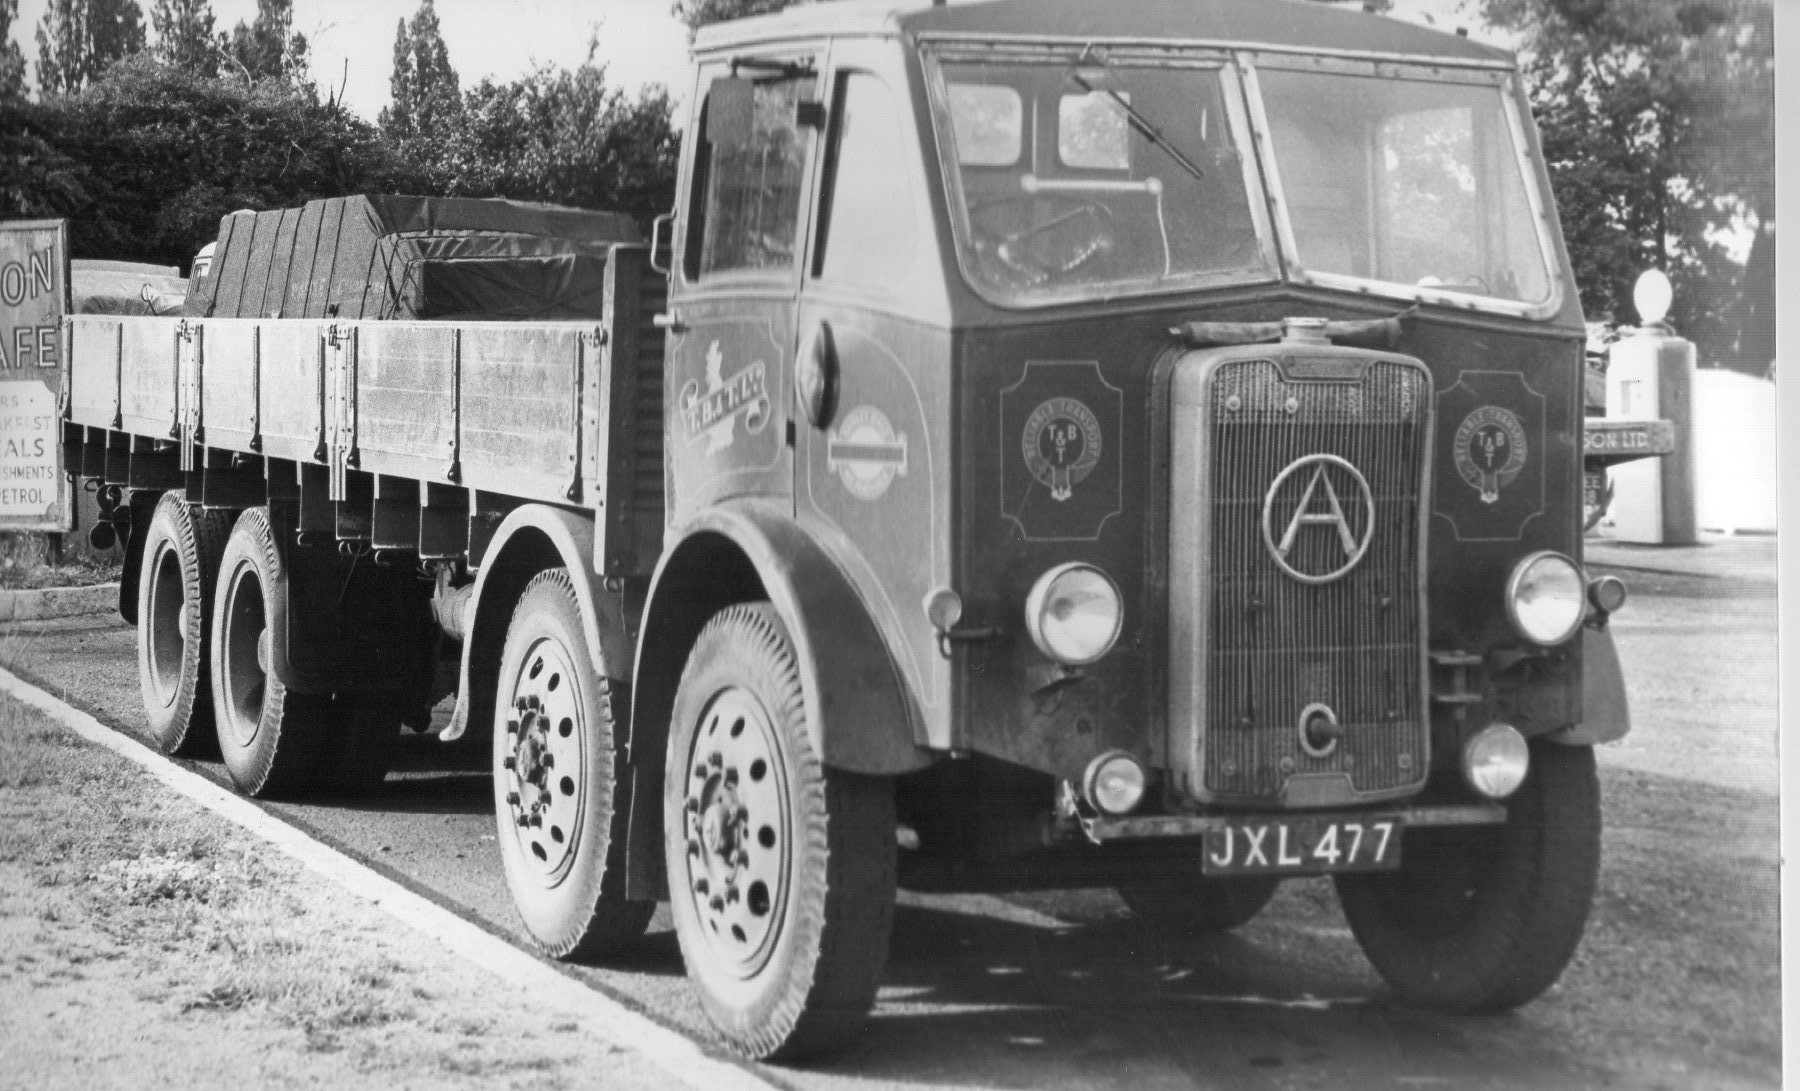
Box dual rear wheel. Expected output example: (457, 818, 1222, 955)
(133, 498, 405, 798)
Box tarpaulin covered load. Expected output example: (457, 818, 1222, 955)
(185, 195, 642, 322)
(72, 259, 188, 315)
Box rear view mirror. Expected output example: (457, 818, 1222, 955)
(708, 77, 756, 150)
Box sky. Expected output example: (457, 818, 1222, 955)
(8, 0, 1500, 122)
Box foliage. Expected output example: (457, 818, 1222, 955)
(148, 0, 217, 77)
(670, 0, 793, 35)
(222, 0, 307, 86)
(0, 56, 420, 269)
(35, 0, 146, 94)
(430, 46, 678, 218)
(1481, 0, 1773, 372)
(0, 0, 27, 101)
(381, 0, 460, 143)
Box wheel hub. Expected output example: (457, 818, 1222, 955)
(680, 688, 789, 978)
(502, 640, 586, 883)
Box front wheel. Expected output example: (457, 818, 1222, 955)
(1335, 741, 1600, 1012)
(494, 569, 652, 959)
(665, 603, 896, 1061)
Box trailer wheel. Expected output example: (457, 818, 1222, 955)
(210, 507, 332, 797)
(665, 603, 895, 1061)
(1335, 741, 1600, 1012)
(495, 569, 652, 958)
(136, 494, 232, 756)
(1117, 872, 1280, 934)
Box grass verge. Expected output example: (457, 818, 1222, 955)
(0, 693, 656, 1090)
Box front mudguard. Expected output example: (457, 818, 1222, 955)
(1552, 626, 1630, 745)
(632, 499, 930, 776)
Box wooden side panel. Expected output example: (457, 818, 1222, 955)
(458, 324, 583, 503)
(258, 321, 328, 464)
(355, 323, 457, 482)
(66, 316, 121, 430)
(117, 317, 182, 439)
(203, 319, 260, 453)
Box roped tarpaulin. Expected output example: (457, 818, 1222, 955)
(186, 195, 642, 322)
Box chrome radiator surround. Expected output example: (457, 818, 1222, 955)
(1167, 346, 1434, 808)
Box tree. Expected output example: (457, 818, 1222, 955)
(223, 0, 307, 85)
(381, 0, 460, 143)
(35, 0, 147, 95)
(5, 55, 421, 266)
(670, 0, 793, 35)
(0, 0, 28, 101)
(1480, 0, 1774, 373)
(431, 41, 678, 219)
(149, 0, 217, 76)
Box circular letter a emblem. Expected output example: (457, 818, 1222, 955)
(1261, 454, 1376, 585)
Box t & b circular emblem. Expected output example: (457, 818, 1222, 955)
(1023, 397, 1102, 502)
(1454, 406, 1529, 505)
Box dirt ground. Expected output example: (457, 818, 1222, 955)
(0, 694, 671, 1091)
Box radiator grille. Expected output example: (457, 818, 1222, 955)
(1196, 358, 1430, 801)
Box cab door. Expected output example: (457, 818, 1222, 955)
(794, 46, 955, 741)
(664, 52, 825, 525)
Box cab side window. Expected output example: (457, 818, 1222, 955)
(814, 71, 918, 286)
(686, 73, 812, 281)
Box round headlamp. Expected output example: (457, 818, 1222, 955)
(1083, 750, 1147, 815)
(1462, 723, 1530, 800)
(1504, 551, 1585, 647)
(1024, 563, 1123, 666)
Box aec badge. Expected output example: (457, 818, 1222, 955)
(1453, 405, 1529, 504)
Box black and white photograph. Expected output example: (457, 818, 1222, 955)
(0, 0, 1783, 1087)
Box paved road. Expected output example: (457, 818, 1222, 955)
(0, 537, 1778, 1090)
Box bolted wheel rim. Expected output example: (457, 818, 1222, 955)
(500, 635, 589, 885)
(678, 686, 792, 980)
(218, 566, 268, 747)
(144, 541, 187, 710)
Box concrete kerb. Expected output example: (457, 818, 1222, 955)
(0, 582, 119, 623)
(0, 665, 782, 1091)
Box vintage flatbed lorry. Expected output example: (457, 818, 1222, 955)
(58, 0, 1650, 1062)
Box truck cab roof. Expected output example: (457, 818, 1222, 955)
(694, 0, 1511, 66)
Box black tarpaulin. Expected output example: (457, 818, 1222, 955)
(186, 195, 641, 322)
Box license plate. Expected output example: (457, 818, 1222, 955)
(1201, 815, 1401, 876)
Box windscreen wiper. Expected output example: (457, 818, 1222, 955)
(1069, 45, 1207, 184)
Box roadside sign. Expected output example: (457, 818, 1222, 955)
(0, 219, 71, 531)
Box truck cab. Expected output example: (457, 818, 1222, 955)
(634, 0, 1620, 1059)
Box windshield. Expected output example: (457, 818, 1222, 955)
(1255, 65, 1554, 309)
(928, 50, 1271, 306)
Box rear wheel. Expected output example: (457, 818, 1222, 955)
(1335, 741, 1600, 1011)
(136, 494, 231, 756)
(494, 569, 652, 958)
(1117, 870, 1280, 934)
(665, 603, 896, 1061)
(210, 507, 332, 797)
